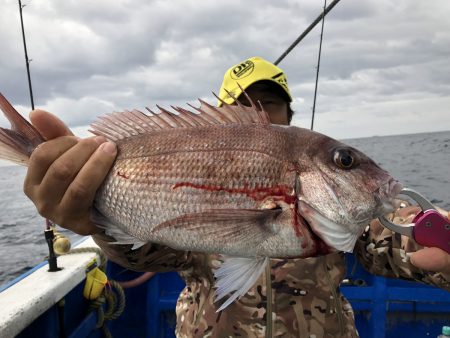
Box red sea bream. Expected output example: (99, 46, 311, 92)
(0, 93, 402, 309)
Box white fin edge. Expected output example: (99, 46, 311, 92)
(91, 209, 146, 250)
(298, 201, 360, 253)
(214, 256, 268, 312)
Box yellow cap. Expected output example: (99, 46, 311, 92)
(217, 56, 292, 106)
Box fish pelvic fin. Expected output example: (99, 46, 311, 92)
(89, 93, 270, 142)
(0, 93, 45, 165)
(214, 256, 268, 312)
(91, 208, 146, 250)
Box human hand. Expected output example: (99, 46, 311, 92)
(409, 212, 450, 280)
(23, 109, 117, 235)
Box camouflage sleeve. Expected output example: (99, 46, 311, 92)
(354, 203, 450, 291)
(92, 231, 193, 273)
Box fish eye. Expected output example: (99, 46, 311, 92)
(333, 148, 358, 170)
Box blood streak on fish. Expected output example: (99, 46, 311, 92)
(117, 171, 129, 179)
(172, 181, 303, 237)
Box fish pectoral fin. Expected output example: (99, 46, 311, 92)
(91, 208, 146, 250)
(214, 256, 269, 312)
(151, 208, 282, 238)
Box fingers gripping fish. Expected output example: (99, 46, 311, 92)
(0, 92, 402, 311)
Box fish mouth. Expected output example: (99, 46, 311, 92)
(373, 179, 404, 215)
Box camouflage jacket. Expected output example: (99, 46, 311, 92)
(92, 205, 450, 338)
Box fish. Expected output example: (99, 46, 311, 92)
(0, 92, 402, 310)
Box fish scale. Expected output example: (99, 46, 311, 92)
(97, 129, 296, 235)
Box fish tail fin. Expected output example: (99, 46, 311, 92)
(0, 93, 45, 166)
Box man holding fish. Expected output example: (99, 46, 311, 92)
(1, 57, 449, 337)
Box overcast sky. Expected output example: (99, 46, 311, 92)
(1, 0, 449, 140)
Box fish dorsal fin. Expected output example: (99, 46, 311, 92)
(89, 94, 270, 141)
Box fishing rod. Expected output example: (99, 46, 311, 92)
(311, 0, 327, 131)
(273, 0, 340, 130)
(19, 2, 60, 272)
(274, 0, 341, 66)
(18, 0, 35, 110)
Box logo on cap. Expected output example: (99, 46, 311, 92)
(230, 60, 255, 80)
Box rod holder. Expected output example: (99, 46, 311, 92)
(44, 229, 61, 272)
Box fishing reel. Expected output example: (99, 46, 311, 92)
(44, 220, 72, 272)
(45, 219, 71, 255)
(52, 229, 71, 255)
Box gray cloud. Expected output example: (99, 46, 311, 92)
(1, 0, 449, 139)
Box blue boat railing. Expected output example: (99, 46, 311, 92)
(10, 252, 450, 338)
(341, 253, 450, 338)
